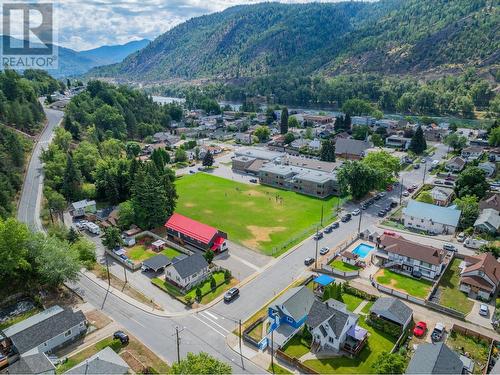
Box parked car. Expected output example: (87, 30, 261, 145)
(352, 209, 361, 216)
(457, 232, 466, 242)
(411, 184, 418, 190)
(479, 304, 489, 316)
(324, 226, 333, 234)
(434, 179, 444, 184)
(304, 257, 315, 266)
(313, 232, 323, 240)
(431, 323, 445, 342)
(383, 230, 396, 236)
(361, 203, 369, 210)
(319, 247, 329, 256)
(413, 321, 427, 337)
(413, 163, 420, 169)
(402, 190, 410, 197)
(377, 192, 386, 199)
(249, 178, 258, 183)
(341, 214, 352, 222)
(390, 200, 398, 208)
(374, 194, 381, 201)
(377, 210, 386, 217)
(443, 243, 457, 252)
(464, 237, 488, 249)
(444, 181, 454, 186)
(189, 170, 196, 174)
(224, 287, 240, 303)
(331, 222, 340, 229)
(113, 331, 129, 344)
(412, 270, 422, 279)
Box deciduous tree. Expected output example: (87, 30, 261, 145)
(170, 352, 232, 374)
(455, 167, 489, 200)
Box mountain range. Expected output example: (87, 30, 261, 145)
(88, 0, 499, 83)
(1, 36, 150, 77)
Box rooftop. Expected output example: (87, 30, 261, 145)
(165, 213, 219, 244)
(370, 297, 413, 325)
(403, 200, 461, 227)
(169, 253, 209, 279)
(234, 147, 283, 161)
(406, 343, 463, 374)
(378, 234, 444, 266)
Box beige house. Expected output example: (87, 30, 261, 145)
(460, 253, 500, 300)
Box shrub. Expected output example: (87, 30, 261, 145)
(343, 283, 377, 301)
(366, 315, 402, 338)
(195, 287, 202, 301)
(210, 276, 216, 290)
(224, 269, 231, 282)
(108, 338, 123, 352)
(185, 295, 193, 305)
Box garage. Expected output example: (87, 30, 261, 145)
(141, 254, 171, 273)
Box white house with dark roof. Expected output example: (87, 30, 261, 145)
(461, 146, 484, 161)
(306, 299, 367, 355)
(0, 305, 87, 356)
(65, 347, 129, 374)
(69, 199, 96, 217)
(460, 253, 500, 300)
(474, 208, 500, 234)
(335, 139, 371, 160)
(445, 156, 467, 173)
(164, 253, 210, 290)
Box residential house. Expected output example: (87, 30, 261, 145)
(351, 116, 375, 126)
(235, 132, 253, 145)
(369, 297, 413, 331)
(474, 209, 500, 234)
(0, 306, 87, 356)
(406, 343, 464, 374)
(430, 187, 454, 207)
(445, 156, 467, 173)
(424, 127, 448, 142)
(375, 233, 446, 280)
(164, 253, 210, 290)
(152, 132, 179, 146)
(306, 299, 367, 355)
(65, 347, 129, 375)
(478, 162, 496, 177)
(302, 114, 333, 125)
(267, 286, 316, 348)
(289, 138, 310, 151)
(335, 139, 371, 160)
(461, 146, 484, 161)
(69, 199, 96, 217)
(385, 135, 411, 150)
(402, 200, 461, 234)
(460, 253, 500, 300)
(165, 213, 227, 252)
(7, 353, 55, 374)
(308, 139, 321, 152)
(341, 251, 358, 266)
(479, 193, 500, 211)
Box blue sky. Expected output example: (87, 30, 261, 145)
(49, 0, 348, 51)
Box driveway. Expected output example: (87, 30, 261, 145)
(467, 300, 495, 329)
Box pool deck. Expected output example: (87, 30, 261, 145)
(352, 243, 375, 259)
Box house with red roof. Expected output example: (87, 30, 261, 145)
(164, 213, 228, 252)
(459, 253, 500, 300)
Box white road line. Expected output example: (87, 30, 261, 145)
(193, 315, 225, 337)
(130, 317, 146, 328)
(203, 311, 218, 320)
(199, 313, 231, 333)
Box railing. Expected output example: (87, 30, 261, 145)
(321, 264, 359, 278)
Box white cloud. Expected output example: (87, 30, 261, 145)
(37, 0, 352, 50)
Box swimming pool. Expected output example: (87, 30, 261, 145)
(352, 243, 374, 258)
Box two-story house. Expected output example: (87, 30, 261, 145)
(460, 253, 500, 300)
(445, 156, 466, 173)
(267, 286, 315, 348)
(375, 234, 446, 280)
(402, 200, 461, 234)
(164, 254, 210, 290)
(306, 299, 367, 355)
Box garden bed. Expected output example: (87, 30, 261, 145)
(447, 330, 490, 374)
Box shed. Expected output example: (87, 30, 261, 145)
(151, 239, 166, 251)
(370, 297, 413, 330)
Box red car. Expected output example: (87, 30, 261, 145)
(413, 321, 427, 337)
(384, 230, 396, 236)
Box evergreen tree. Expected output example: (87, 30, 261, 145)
(334, 116, 344, 132)
(202, 151, 214, 167)
(62, 153, 82, 202)
(409, 125, 426, 154)
(280, 107, 289, 134)
(320, 139, 336, 162)
(344, 113, 352, 130)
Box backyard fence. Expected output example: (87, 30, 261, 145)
(242, 316, 267, 348)
(105, 248, 141, 271)
(321, 265, 359, 278)
(134, 230, 192, 256)
(276, 350, 318, 374)
(373, 282, 426, 306)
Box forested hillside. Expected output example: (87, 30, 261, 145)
(0, 69, 56, 218)
(90, 0, 499, 81)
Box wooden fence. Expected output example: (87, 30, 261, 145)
(276, 350, 318, 374)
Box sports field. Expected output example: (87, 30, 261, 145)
(175, 173, 340, 256)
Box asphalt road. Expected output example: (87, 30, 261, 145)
(17, 111, 457, 373)
(17, 106, 64, 231)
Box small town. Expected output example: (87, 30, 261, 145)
(0, 1, 499, 374)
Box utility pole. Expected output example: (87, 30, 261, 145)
(174, 326, 183, 364)
(238, 319, 244, 368)
(422, 161, 427, 186)
(357, 209, 363, 235)
(123, 264, 128, 285)
(314, 226, 319, 269)
(399, 178, 404, 207)
(270, 327, 274, 372)
(105, 255, 110, 287)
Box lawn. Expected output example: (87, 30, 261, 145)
(152, 271, 236, 305)
(282, 331, 312, 359)
(342, 293, 364, 312)
(127, 244, 181, 262)
(361, 301, 374, 314)
(0, 308, 41, 330)
(330, 260, 360, 272)
(304, 317, 398, 374)
(175, 173, 340, 255)
(247, 320, 265, 342)
(437, 258, 474, 314)
(375, 269, 432, 299)
(447, 331, 490, 373)
(268, 363, 293, 374)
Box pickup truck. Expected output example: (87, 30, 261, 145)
(431, 322, 445, 342)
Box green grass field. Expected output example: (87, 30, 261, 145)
(437, 259, 474, 314)
(175, 173, 340, 255)
(375, 269, 432, 299)
(127, 245, 181, 262)
(330, 260, 360, 272)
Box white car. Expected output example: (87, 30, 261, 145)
(457, 232, 466, 242)
(352, 209, 361, 216)
(479, 304, 489, 316)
